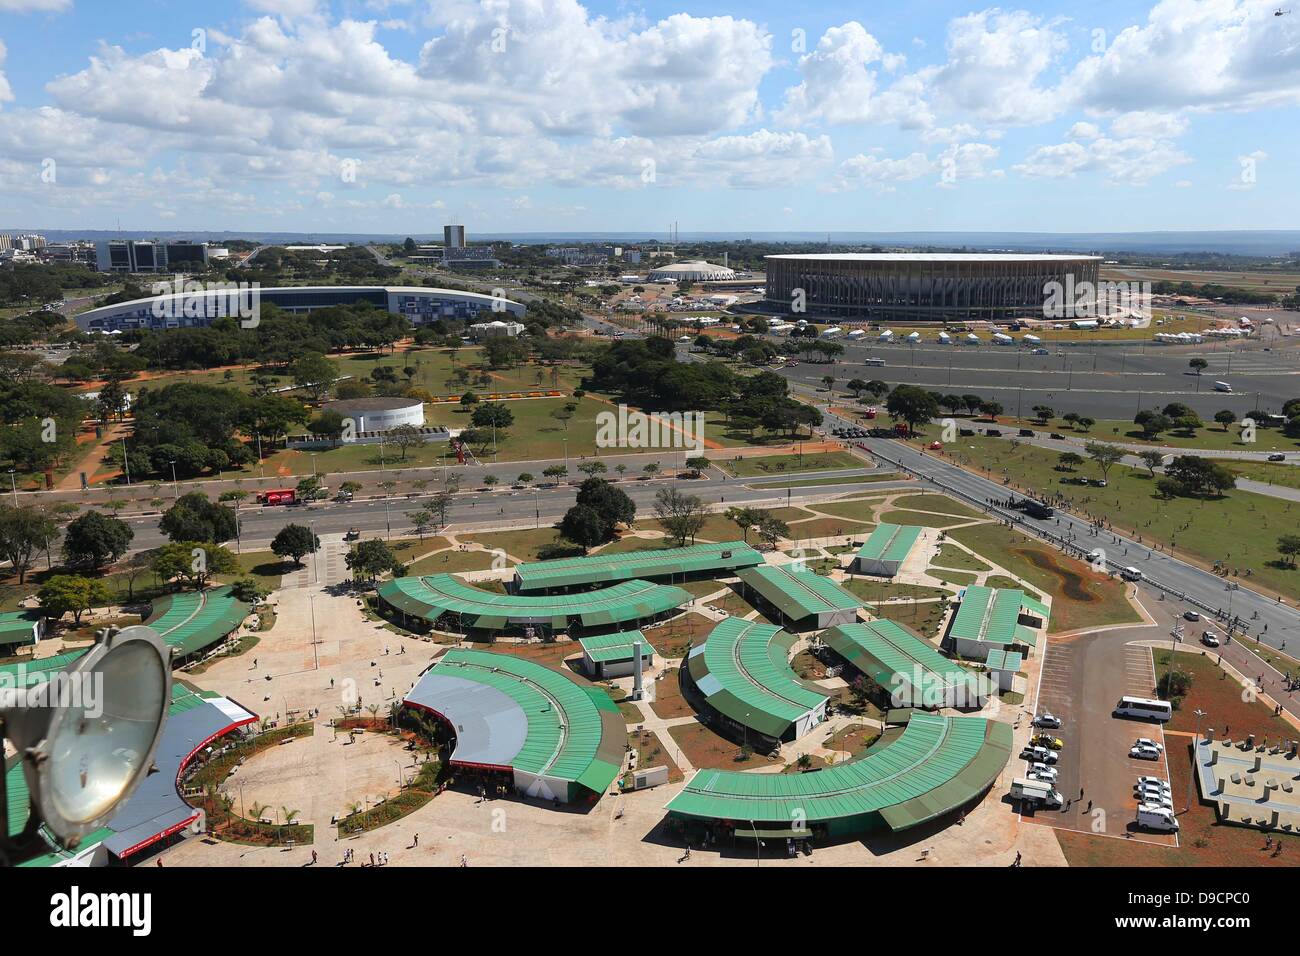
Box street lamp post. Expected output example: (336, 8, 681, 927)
(1186, 708, 1206, 813)
(169, 460, 179, 500)
(6, 469, 15, 507)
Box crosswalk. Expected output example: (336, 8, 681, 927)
(282, 537, 350, 589)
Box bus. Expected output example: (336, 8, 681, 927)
(863, 357, 886, 367)
(1113, 696, 1173, 722)
(256, 488, 297, 506)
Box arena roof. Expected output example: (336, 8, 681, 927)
(0, 611, 41, 647)
(856, 523, 923, 565)
(735, 564, 864, 623)
(686, 618, 828, 739)
(404, 649, 623, 797)
(665, 712, 1013, 831)
(512, 540, 763, 591)
(144, 586, 250, 660)
(822, 620, 980, 708)
(578, 630, 653, 664)
(984, 649, 1024, 672)
(765, 253, 1104, 262)
(377, 575, 688, 630)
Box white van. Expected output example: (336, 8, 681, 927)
(1213, 381, 1233, 393)
(1136, 806, 1179, 832)
(1011, 777, 1063, 809)
(1121, 567, 1143, 581)
(1114, 695, 1173, 722)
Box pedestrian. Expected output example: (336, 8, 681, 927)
(413, 833, 419, 847)
(1013, 851, 1022, 867)
(369, 852, 375, 867)
(311, 850, 317, 865)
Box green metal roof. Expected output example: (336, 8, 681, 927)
(686, 618, 827, 739)
(579, 630, 654, 664)
(1020, 594, 1051, 622)
(0, 611, 41, 647)
(144, 586, 250, 659)
(985, 649, 1023, 672)
(666, 713, 1013, 831)
(513, 540, 763, 591)
(855, 523, 923, 563)
(429, 649, 622, 792)
(736, 564, 865, 623)
(822, 620, 980, 708)
(0, 650, 88, 689)
(378, 575, 688, 630)
(949, 587, 1027, 650)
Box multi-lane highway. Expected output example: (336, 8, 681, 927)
(773, 335, 1300, 422)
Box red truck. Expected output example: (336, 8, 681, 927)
(256, 488, 297, 506)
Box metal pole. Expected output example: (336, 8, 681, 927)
(1186, 708, 1205, 813)
(121, 438, 131, 486)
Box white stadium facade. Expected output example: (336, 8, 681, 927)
(75, 285, 526, 333)
(764, 253, 1102, 322)
(648, 259, 737, 283)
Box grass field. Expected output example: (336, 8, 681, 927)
(715, 450, 863, 478)
(1031, 417, 1300, 454)
(947, 521, 1139, 633)
(931, 543, 992, 573)
(743, 473, 897, 490)
(1224, 460, 1300, 490)
(938, 433, 1300, 602)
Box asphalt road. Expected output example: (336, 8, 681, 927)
(774, 335, 1300, 421)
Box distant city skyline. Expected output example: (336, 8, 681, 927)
(0, 0, 1297, 234)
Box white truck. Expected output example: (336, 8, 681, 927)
(1011, 777, 1064, 809)
(1136, 805, 1179, 832)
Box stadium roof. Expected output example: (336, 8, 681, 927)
(686, 618, 827, 739)
(822, 620, 980, 708)
(766, 253, 1103, 262)
(144, 586, 250, 660)
(949, 586, 1036, 651)
(579, 630, 653, 664)
(736, 564, 864, 622)
(856, 523, 923, 565)
(378, 575, 688, 630)
(665, 712, 1013, 831)
(513, 540, 763, 591)
(404, 649, 623, 797)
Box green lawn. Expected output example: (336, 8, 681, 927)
(947, 521, 1139, 633)
(931, 543, 992, 572)
(743, 473, 898, 490)
(715, 450, 863, 478)
(876, 509, 977, 529)
(890, 493, 982, 518)
(941, 433, 1300, 602)
(1027, 417, 1300, 454)
(1223, 461, 1300, 491)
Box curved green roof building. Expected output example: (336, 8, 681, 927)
(378, 575, 689, 633)
(685, 618, 829, 744)
(666, 712, 1013, 838)
(403, 649, 624, 803)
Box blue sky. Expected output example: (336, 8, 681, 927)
(0, 0, 1297, 234)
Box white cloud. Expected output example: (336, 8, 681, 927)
(1109, 110, 1188, 139)
(834, 150, 933, 191)
(0, 0, 72, 12)
(0, 40, 12, 107)
(925, 9, 1069, 126)
(1069, 0, 1300, 112)
(1013, 127, 1191, 185)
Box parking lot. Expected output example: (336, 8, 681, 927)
(1022, 628, 1178, 847)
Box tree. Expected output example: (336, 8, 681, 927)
(847, 379, 868, 398)
(296, 475, 324, 501)
(470, 402, 514, 431)
(1134, 410, 1173, 440)
(577, 460, 607, 478)
(388, 423, 426, 461)
(978, 400, 1003, 420)
(684, 456, 710, 477)
(229, 577, 270, 604)
(345, 538, 403, 583)
(1032, 405, 1054, 425)
(1165, 455, 1236, 497)
(119, 547, 160, 601)
(1085, 443, 1125, 483)
(406, 509, 435, 541)
(459, 391, 479, 409)
(1189, 357, 1208, 377)
(290, 352, 339, 403)
(270, 524, 320, 566)
(756, 514, 789, 550)
(61, 510, 133, 570)
(515, 472, 534, 487)
(1276, 534, 1300, 567)
(427, 491, 454, 527)
(152, 541, 238, 590)
(0, 505, 58, 584)
(558, 505, 608, 549)
(1057, 451, 1083, 471)
(1137, 450, 1165, 477)
(573, 478, 636, 534)
(160, 493, 237, 544)
(652, 487, 707, 546)
(884, 385, 939, 435)
(1214, 409, 1236, 431)
(724, 506, 762, 543)
(38, 574, 110, 625)
(340, 480, 363, 496)
(542, 465, 568, 485)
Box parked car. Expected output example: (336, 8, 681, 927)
(1130, 745, 1162, 761)
(1029, 762, 1058, 781)
(1049, 432, 1065, 440)
(1020, 745, 1059, 765)
(1139, 790, 1174, 810)
(1201, 631, 1221, 648)
(1030, 734, 1065, 750)
(1267, 454, 1286, 462)
(1183, 610, 1200, 622)
(1032, 348, 1050, 355)
(1134, 737, 1165, 752)
(1136, 776, 1170, 791)
(1032, 712, 1062, 729)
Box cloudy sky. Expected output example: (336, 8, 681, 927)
(0, 0, 1297, 234)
